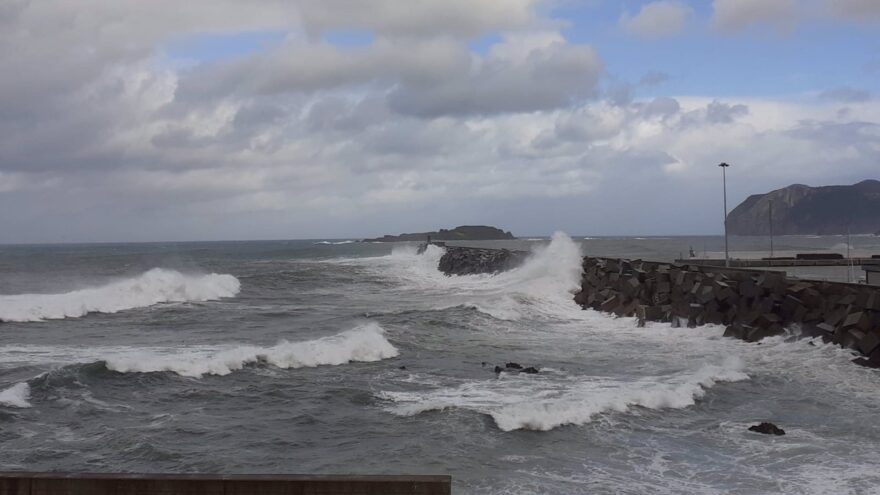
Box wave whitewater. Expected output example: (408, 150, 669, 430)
(0, 382, 31, 408)
(380, 358, 748, 432)
(103, 322, 398, 378)
(348, 232, 585, 322)
(0, 268, 241, 322)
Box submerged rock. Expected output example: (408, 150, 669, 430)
(748, 422, 785, 435)
(492, 363, 540, 375)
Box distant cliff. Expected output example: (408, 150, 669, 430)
(363, 225, 515, 242)
(727, 180, 880, 235)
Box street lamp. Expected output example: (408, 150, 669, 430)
(719, 162, 730, 267)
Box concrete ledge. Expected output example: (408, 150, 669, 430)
(675, 257, 880, 268)
(0, 472, 452, 495)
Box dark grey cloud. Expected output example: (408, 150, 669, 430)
(677, 100, 749, 127)
(639, 71, 670, 86)
(819, 87, 872, 103)
(640, 97, 681, 118)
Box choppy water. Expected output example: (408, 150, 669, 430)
(1, 234, 879, 494)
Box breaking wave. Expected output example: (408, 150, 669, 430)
(0, 382, 31, 408)
(380, 358, 748, 432)
(314, 240, 357, 245)
(0, 268, 241, 322)
(102, 322, 398, 378)
(343, 231, 585, 322)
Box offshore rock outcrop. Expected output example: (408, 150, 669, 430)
(364, 225, 515, 242)
(749, 422, 786, 435)
(437, 247, 527, 276)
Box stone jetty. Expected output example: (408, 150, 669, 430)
(576, 257, 880, 366)
(433, 246, 880, 367)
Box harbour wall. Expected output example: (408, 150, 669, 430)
(438, 246, 880, 367)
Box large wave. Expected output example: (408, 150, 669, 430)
(102, 322, 398, 378)
(0, 268, 241, 322)
(380, 358, 748, 432)
(337, 232, 585, 322)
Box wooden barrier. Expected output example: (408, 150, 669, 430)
(0, 473, 452, 495)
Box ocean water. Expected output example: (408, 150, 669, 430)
(1, 234, 879, 494)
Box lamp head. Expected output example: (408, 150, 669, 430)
(718, 162, 730, 167)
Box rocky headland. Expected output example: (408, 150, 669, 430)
(727, 179, 880, 235)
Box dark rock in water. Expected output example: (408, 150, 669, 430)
(438, 247, 528, 276)
(493, 362, 540, 374)
(481, 362, 487, 367)
(852, 357, 880, 369)
(398, 366, 407, 370)
(748, 422, 785, 435)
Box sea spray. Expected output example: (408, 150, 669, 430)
(380, 357, 748, 432)
(0, 382, 31, 408)
(0, 268, 241, 322)
(338, 232, 585, 321)
(103, 322, 398, 378)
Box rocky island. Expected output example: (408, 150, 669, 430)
(727, 179, 880, 235)
(363, 225, 515, 242)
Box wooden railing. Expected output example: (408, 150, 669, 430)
(0, 472, 452, 495)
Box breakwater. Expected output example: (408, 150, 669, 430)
(576, 257, 880, 365)
(438, 246, 880, 367)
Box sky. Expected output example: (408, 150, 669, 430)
(0, 0, 878, 243)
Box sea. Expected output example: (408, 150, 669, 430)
(1, 234, 880, 494)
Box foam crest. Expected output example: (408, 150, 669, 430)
(0, 268, 240, 322)
(103, 322, 398, 378)
(346, 232, 585, 322)
(381, 358, 747, 432)
(445, 232, 585, 321)
(0, 383, 31, 408)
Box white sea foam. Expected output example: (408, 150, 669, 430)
(0, 382, 31, 408)
(344, 232, 585, 322)
(103, 322, 398, 378)
(380, 358, 748, 431)
(314, 240, 357, 245)
(0, 268, 240, 322)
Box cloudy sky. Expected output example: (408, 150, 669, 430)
(1, 0, 878, 242)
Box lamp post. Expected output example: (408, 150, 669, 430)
(769, 200, 774, 259)
(719, 162, 730, 267)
